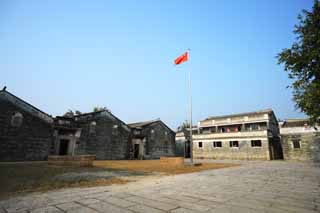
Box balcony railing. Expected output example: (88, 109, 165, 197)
(193, 130, 268, 139)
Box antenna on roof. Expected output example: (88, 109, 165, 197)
(2, 86, 6, 91)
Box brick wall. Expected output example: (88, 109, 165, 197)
(281, 133, 320, 162)
(75, 114, 130, 160)
(142, 123, 176, 159)
(0, 100, 53, 161)
(193, 139, 270, 160)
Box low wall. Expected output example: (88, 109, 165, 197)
(160, 157, 184, 166)
(48, 155, 96, 167)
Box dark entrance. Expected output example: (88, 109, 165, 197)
(59, 139, 69, 155)
(134, 144, 140, 159)
(185, 140, 191, 158)
(269, 138, 284, 160)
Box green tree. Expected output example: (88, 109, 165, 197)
(277, 0, 320, 123)
(75, 110, 82, 115)
(177, 120, 191, 131)
(93, 106, 110, 112)
(63, 109, 74, 118)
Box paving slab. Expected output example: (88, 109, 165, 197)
(125, 196, 178, 211)
(87, 201, 133, 213)
(29, 206, 64, 213)
(128, 204, 165, 213)
(99, 196, 137, 208)
(1, 161, 319, 213)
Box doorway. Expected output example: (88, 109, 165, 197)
(134, 144, 140, 159)
(185, 140, 191, 158)
(59, 139, 69, 155)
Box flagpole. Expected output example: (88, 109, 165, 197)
(188, 49, 193, 164)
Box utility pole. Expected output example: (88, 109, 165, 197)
(188, 50, 193, 164)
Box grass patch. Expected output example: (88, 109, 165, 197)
(94, 160, 239, 175)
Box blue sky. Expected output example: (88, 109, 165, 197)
(0, 0, 313, 129)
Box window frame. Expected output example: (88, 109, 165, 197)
(212, 141, 222, 148)
(251, 140, 262, 148)
(112, 124, 119, 136)
(89, 121, 97, 135)
(11, 112, 23, 127)
(198, 141, 203, 148)
(292, 139, 301, 149)
(229, 141, 239, 148)
(150, 129, 155, 140)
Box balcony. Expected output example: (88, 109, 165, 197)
(200, 117, 269, 127)
(193, 130, 268, 140)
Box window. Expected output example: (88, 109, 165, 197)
(292, 140, 301, 149)
(251, 140, 262, 147)
(150, 129, 155, 140)
(229, 141, 239, 148)
(221, 127, 226, 133)
(250, 124, 260, 131)
(11, 112, 23, 127)
(213, 141, 222, 148)
(112, 124, 118, 135)
(198, 142, 203, 148)
(89, 121, 96, 134)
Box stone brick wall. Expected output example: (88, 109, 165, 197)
(142, 123, 176, 159)
(193, 139, 270, 160)
(281, 133, 320, 162)
(74, 112, 130, 160)
(0, 100, 53, 161)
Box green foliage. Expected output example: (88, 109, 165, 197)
(63, 109, 82, 117)
(93, 106, 110, 112)
(63, 109, 74, 117)
(177, 120, 191, 131)
(75, 110, 82, 115)
(277, 0, 320, 123)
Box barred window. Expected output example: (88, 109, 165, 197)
(292, 140, 301, 149)
(213, 141, 222, 148)
(229, 141, 239, 148)
(11, 112, 23, 127)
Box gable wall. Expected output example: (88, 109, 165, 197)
(75, 113, 130, 160)
(281, 133, 320, 162)
(142, 122, 176, 159)
(0, 100, 53, 161)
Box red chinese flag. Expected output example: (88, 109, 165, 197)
(174, 51, 188, 65)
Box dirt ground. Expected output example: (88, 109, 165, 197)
(0, 162, 142, 199)
(0, 160, 237, 200)
(93, 160, 238, 175)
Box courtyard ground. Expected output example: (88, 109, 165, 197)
(1, 160, 319, 212)
(93, 160, 237, 175)
(0, 160, 235, 200)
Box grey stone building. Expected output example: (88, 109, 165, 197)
(193, 109, 283, 160)
(280, 119, 320, 162)
(53, 110, 131, 160)
(0, 88, 54, 161)
(175, 127, 198, 158)
(128, 119, 176, 159)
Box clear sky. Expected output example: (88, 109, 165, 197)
(0, 0, 314, 129)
